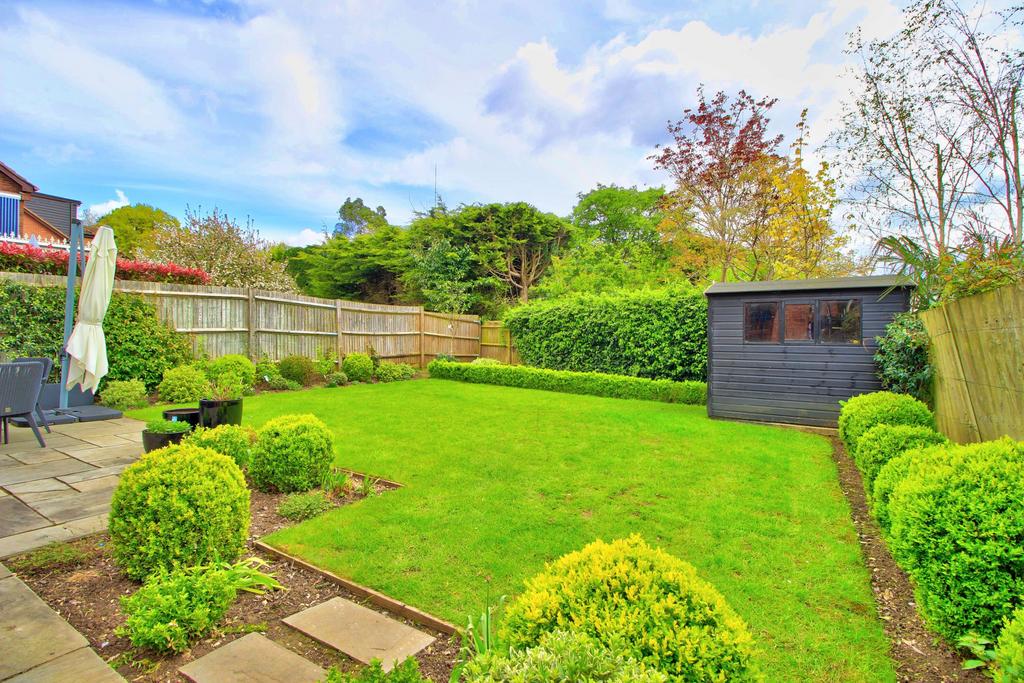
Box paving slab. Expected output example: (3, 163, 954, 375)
(62, 513, 108, 536)
(60, 445, 140, 466)
(75, 433, 135, 449)
(0, 459, 96, 487)
(0, 562, 10, 579)
(5, 646, 125, 683)
(68, 474, 120, 493)
(9, 450, 73, 465)
(31, 488, 117, 524)
(0, 574, 88, 679)
(5, 478, 72, 495)
(178, 633, 325, 683)
(57, 464, 129, 485)
(114, 432, 142, 443)
(0, 497, 51, 537)
(283, 597, 435, 672)
(0, 525, 75, 559)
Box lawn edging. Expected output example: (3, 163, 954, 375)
(427, 360, 707, 405)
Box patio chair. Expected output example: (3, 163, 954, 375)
(0, 361, 46, 448)
(13, 357, 53, 434)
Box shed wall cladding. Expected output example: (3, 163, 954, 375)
(706, 281, 910, 427)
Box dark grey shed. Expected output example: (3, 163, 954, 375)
(704, 275, 913, 427)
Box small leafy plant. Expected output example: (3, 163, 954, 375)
(323, 658, 428, 682)
(208, 372, 245, 401)
(342, 353, 374, 383)
(357, 474, 379, 497)
(279, 355, 317, 386)
(157, 365, 211, 403)
(325, 371, 348, 388)
(321, 467, 351, 496)
(268, 375, 302, 391)
(144, 418, 192, 435)
(277, 491, 333, 521)
(99, 379, 149, 410)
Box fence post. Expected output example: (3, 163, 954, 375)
(419, 307, 426, 368)
(506, 326, 512, 364)
(247, 288, 257, 360)
(335, 300, 344, 364)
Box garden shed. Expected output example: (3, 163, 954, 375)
(704, 275, 912, 427)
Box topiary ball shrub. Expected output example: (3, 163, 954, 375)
(109, 444, 249, 581)
(207, 354, 256, 390)
(501, 535, 760, 681)
(249, 414, 335, 493)
(854, 424, 948, 503)
(158, 365, 211, 404)
(837, 391, 935, 453)
(183, 424, 256, 469)
(887, 438, 1024, 641)
(324, 371, 348, 388)
(871, 444, 948, 534)
(342, 352, 374, 383)
(375, 361, 415, 383)
(278, 355, 316, 386)
(99, 379, 149, 410)
(996, 607, 1024, 683)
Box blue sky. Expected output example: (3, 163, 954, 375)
(0, 0, 906, 245)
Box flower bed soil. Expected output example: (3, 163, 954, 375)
(8, 478, 460, 682)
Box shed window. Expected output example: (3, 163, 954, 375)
(784, 303, 814, 341)
(819, 299, 862, 344)
(744, 302, 778, 342)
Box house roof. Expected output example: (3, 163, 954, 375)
(704, 274, 913, 296)
(0, 161, 39, 194)
(31, 192, 81, 206)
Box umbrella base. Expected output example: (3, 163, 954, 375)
(59, 405, 123, 422)
(8, 410, 78, 427)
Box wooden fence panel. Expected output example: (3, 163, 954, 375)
(337, 300, 422, 365)
(480, 321, 520, 364)
(422, 312, 480, 360)
(920, 283, 1024, 442)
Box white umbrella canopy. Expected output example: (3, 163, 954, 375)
(65, 226, 118, 393)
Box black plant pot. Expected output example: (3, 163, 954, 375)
(199, 398, 243, 428)
(142, 430, 187, 453)
(162, 408, 202, 430)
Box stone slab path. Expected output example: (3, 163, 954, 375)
(0, 418, 144, 558)
(179, 633, 327, 683)
(0, 563, 124, 682)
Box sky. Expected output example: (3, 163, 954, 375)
(0, 0, 907, 246)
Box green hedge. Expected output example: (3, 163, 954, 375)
(0, 279, 191, 389)
(837, 391, 935, 453)
(854, 424, 948, 504)
(503, 286, 708, 382)
(428, 360, 706, 405)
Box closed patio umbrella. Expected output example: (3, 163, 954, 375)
(65, 226, 117, 392)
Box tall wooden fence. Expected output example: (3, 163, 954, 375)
(919, 283, 1024, 442)
(479, 321, 520, 364)
(2, 272, 486, 367)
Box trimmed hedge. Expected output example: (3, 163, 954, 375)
(887, 438, 1024, 640)
(854, 424, 948, 503)
(376, 361, 415, 383)
(500, 536, 760, 681)
(871, 444, 947, 534)
(996, 608, 1024, 682)
(158, 365, 211, 403)
(837, 391, 935, 453)
(428, 360, 706, 405)
(183, 424, 256, 469)
(249, 414, 335, 493)
(502, 286, 708, 382)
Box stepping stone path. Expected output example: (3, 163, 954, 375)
(181, 597, 436, 681)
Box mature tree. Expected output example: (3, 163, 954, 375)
(335, 197, 388, 238)
(150, 207, 296, 290)
(651, 88, 784, 281)
(290, 225, 412, 302)
(96, 204, 179, 257)
(571, 184, 666, 248)
(406, 238, 483, 354)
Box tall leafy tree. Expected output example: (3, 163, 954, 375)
(335, 197, 388, 238)
(290, 225, 412, 302)
(96, 204, 178, 257)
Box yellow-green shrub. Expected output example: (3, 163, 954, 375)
(838, 391, 934, 452)
(996, 608, 1024, 682)
(109, 444, 249, 580)
(158, 365, 211, 403)
(376, 361, 415, 383)
(207, 354, 256, 390)
(854, 424, 948, 503)
(500, 536, 760, 681)
(99, 379, 148, 410)
(249, 414, 335, 492)
(342, 352, 374, 383)
(183, 424, 256, 469)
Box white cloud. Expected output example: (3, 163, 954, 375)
(283, 228, 326, 247)
(88, 190, 129, 218)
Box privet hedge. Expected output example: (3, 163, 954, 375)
(503, 287, 708, 382)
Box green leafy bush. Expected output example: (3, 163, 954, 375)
(157, 365, 211, 403)
(465, 629, 667, 682)
(183, 424, 256, 469)
(871, 444, 947, 533)
(267, 375, 302, 391)
(874, 313, 932, 404)
(501, 536, 759, 681)
(837, 391, 935, 453)
(428, 360, 707, 405)
(0, 279, 191, 389)
(342, 352, 374, 383)
(278, 355, 317, 386)
(210, 371, 244, 401)
(208, 354, 257, 390)
(145, 419, 191, 435)
(255, 358, 282, 383)
(375, 361, 415, 383)
(249, 414, 335, 493)
(996, 608, 1024, 682)
(854, 424, 948, 502)
(471, 357, 503, 366)
(99, 379, 149, 410)
(117, 559, 280, 653)
(502, 286, 708, 382)
(277, 491, 332, 521)
(109, 443, 249, 580)
(887, 438, 1024, 640)
(325, 371, 348, 387)
(323, 658, 428, 682)
(315, 353, 337, 377)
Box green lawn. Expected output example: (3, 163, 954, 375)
(131, 380, 894, 681)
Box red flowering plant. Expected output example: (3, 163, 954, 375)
(0, 241, 209, 285)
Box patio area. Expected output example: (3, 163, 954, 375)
(0, 417, 144, 558)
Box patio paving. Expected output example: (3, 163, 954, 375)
(0, 418, 144, 558)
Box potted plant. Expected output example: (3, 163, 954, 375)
(199, 372, 244, 428)
(142, 419, 192, 453)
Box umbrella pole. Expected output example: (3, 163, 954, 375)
(59, 224, 85, 410)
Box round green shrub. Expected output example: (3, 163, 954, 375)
(183, 424, 256, 469)
(324, 371, 348, 388)
(341, 352, 373, 383)
(255, 358, 282, 383)
(109, 444, 249, 580)
(837, 391, 935, 452)
(278, 355, 316, 386)
(501, 535, 759, 681)
(471, 357, 503, 366)
(207, 354, 256, 390)
(887, 438, 1024, 640)
(871, 444, 948, 533)
(376, 361, 415, 383)
(158, 365, 211, 403)
(99, 379, 149, 410)
(249, 414, 335, 493)
(996, 607, 1024, 683)
(267, 375, 301, 391)
(855, 424, 948, 503)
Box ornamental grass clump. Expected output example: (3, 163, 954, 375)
(342, 352, 374, 383)
(854, 424, 948, 502)
(183, 424, 257, 469)
(109, 444, 249, 581)
(249, 414, 335, 492)
(837, 391, 935, 453)
(500, 535, 760, 681)
(157, 365, 211, 403)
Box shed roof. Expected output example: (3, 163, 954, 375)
(704, 274, 912, 296)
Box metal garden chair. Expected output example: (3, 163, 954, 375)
(13, 356, 53, 434)
(0, 361, 47, 447)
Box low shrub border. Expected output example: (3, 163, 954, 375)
(0, 241, 209, 285)
(428, 360, 707, 405)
